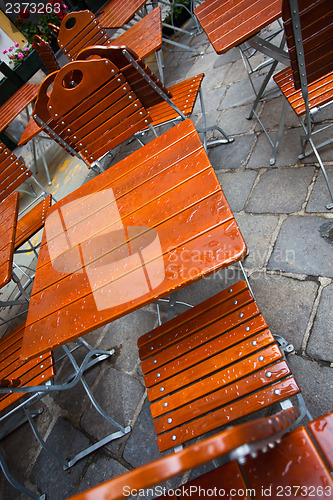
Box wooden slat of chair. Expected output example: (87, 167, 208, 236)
(0, 322, 54, 413)
(33, 35, 60, 74)
(138, 280, 300, 452)
(97, 0, 148, 29)
(273, 67, 333, 117)
(0, 144, 32, 203)
(0, 192, 19, 288)
(14, 194, 52, 251)
(42, 58, 152, 164)
(68, 406, 305, 500)
(282, 0, 333, 90)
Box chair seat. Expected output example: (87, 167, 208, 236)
(274, 66, 333, 117)
(138, 280, 300, 452)
(115, 7, 162, 60)
(0, 322, 54, 414)
(14, 194, 52, 250)
(147, 74, 204, 127)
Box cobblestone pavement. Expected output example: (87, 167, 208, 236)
(0, 13, 332, 500)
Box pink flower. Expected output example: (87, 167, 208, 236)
(24, 47, 29, 51)
(18, 52, 24, 59)
(8, 46, 13, 52)
(2, 49, 7, 54)
(14, 41, 19, 48)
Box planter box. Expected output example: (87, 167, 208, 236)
(14, 49, 42, 83)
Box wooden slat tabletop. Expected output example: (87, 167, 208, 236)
(21, 120, 246, 360)
(194, 0, 282, 54)
(0, 83, 39, 134)
(0, 191, 19, 288)
(97, 0, 148, 29)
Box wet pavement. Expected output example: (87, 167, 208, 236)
(0, 12, 332, 500)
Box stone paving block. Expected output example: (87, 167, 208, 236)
(76, 456, 128, 494)
(223, 59, 249, 84)
(30, 417, 90, 500)
(208, 134, 256, 170)
(306, 283, 333, 363)
(253, 96, 300, 132)
(189, 50, 223, 77)
(80, 368, 144, 452)
(247, 128, 303, 168)
(268, 216, 333, 278)
(102, 308, 157, 373)
(234, 214, 279, 269)
(249, 274, 318, 351)
(199, 84, 227, 113)
(218, 76, 278, 109)
(123, 398, 162, 467)
(213, 47, 241, 66)
(306, 166, 333, 213)
(245, 167, 315, 213)
(217, 104, 256, 136)
(200, 62, 232, 90)
(164, 58, 198, 86)
(217, 169, 258, 212)
(287, 355, 333, 419)
(0, 401, 54, 500)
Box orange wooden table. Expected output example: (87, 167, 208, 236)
(194, 0, 282, 55)
(97, 0, 148, 28)
(20, 120, 246, 361)
(0, 84, 39, 138)
(0, 191, 19, 290)
(194, 0, 287, 119)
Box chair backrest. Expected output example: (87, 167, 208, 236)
(33, 34, 60, 74)
(282, 0, 333, 89)
(33, 58, 152, 165)
(75, 44, 172, 109)
(68, 406, 305, 500)
(0, 143, 32, 204)
(57, 10, 112, 61)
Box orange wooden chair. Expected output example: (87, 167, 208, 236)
(138, 279, 308, 453)
(0, 142, 52, 313)
(32, 57, 154, 170)
(259, 0, 333, 209)
(76, 44, 233, 151)
(68, 409, 333, 500)
(51, 7, 164, 82)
